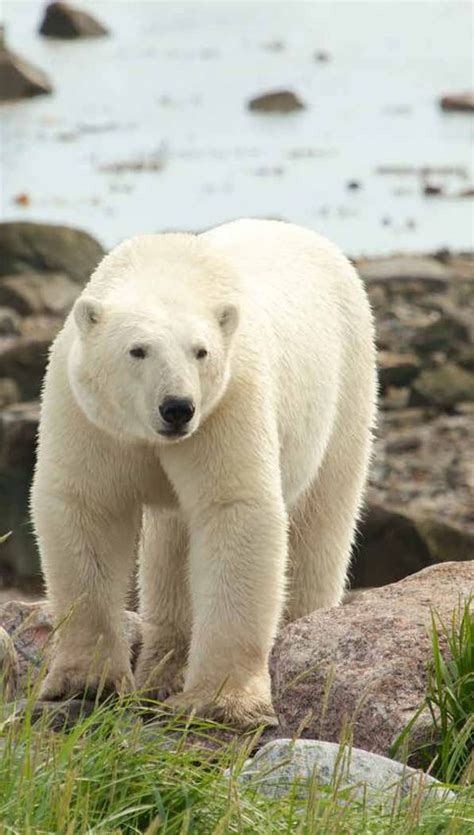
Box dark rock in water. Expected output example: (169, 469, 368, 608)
(39, 2, 109, 39)
(0, 222, 104, 283)
(354, 503, 474, 588)
(410, 363, 474, 409)
(0, 26, 52, 101)
(347, 180, 361, 191)
(439, 92, 474, 112)
(248, 90, 305, 113)
(0, 272, 80, 317)
(271, 562, 474, 758)
(423, 183, 443, 196)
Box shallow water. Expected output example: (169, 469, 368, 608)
(1, 0, 473, 255)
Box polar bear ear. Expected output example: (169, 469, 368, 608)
(215, 303, 239, 339)
(73, 296, 103, 335)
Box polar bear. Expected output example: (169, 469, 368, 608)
(31, 219, 377, 728)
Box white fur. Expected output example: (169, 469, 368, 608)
(31, 219, 377, 726)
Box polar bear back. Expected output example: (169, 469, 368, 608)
(203, 219, 376, 505)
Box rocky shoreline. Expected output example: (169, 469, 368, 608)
(0, 220, 473, 592)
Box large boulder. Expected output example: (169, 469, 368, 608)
(0, 26, 52, 101)
(39, 2, 109, 39)
(354, 503, 474, 587)
(0, 222, 104, 284)
(271, 562, 474, 757)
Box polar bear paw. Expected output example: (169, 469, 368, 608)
(38, 657, 134, 702)
(135, 643, 186, 702)
(165, 687, 278, 730)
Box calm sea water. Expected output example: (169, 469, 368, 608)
(1, 0, 473, 255)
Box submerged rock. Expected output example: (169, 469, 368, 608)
(248, 90, 305, 113)
(39, 2, 109, 39)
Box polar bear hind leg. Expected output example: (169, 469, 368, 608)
(286, 364, 376, 621)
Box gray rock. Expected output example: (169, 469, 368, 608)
(0, 222, 104, 283)
(0, 272, 80, 316)
(236, 739, 452, 803)
(10, 698, 97, 731)
(0, 27, 52, 101)
(0, 402, 40, 581)
(0, 334, 57, 401)
(0, 307, 21, 336)
(39, 2, 109, 39)
(411, 312, 472, 355)
(354, 503, 474, 588)
(377, 351, 420, 389)
(358, 256, 451, 288)
(248, 90, 305, 113)
(411, 363, 474, 409)
(271, 562, 474, 758)
(0, 378, 20, 408)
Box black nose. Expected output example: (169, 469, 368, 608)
(159, 397, 195, 429)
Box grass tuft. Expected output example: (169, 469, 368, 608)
(391, 596, 473, 786)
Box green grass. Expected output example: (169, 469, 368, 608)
(391, 597, 474, 786)
(0, 691, 472, 835)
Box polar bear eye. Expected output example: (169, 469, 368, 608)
(195, 347, 208, 360)
(129, 346, 148, 359)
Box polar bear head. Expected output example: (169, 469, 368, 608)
(67, 235, 240, 444)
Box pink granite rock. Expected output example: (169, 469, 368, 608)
(270, 562, 473, 757)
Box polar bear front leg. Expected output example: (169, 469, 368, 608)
(161, 397, 287, 728)
(135, 509, 191, 699)
(31, 480, 140, 701)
